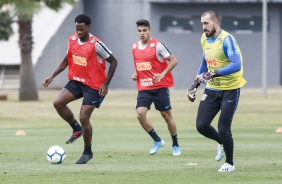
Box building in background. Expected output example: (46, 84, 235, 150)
(1, 0, 282, 89)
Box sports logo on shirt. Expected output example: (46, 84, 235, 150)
(150, 43, 155, 47)
(90, 37, 95, 43)
(205, 57, 222, 67)
(72, 55, 87, 66)
(136, 62, 152, 71)
(140, 77, 153, 87)
(133, 43, 137, 49)
(71, 35, 77, 40)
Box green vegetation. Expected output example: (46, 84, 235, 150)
(0, 89, 282, 184)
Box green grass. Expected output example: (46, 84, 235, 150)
(0, 88, 282, 184)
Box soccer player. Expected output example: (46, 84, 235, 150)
(42, 14, 117, 164)
(131, 19, 181, 156)
(187, 10, 246, 172)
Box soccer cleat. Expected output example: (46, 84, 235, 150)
(65, 130, 83, 144)
(149, 139, 165, 155)
(218, 163, 235, 172)
(215, 144, 225, 161)
(172, 146, 181, 156)
(76, 152, 93, 164)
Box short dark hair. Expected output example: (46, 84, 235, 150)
(136, 19, 150, 28)
(75, 14, 91, 26)
(202, 10, 219, 21)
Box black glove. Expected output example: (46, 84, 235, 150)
(197, 70, 220, 84)
(187, 80, 200, 102)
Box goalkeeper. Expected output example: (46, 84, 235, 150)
(187, 10, 246, 172)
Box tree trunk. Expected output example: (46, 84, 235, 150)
(18, 18, 38, 101)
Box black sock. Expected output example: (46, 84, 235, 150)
(171, 134, 179, 147)
(226, 160, 234, 166)
(83, 145, 92, 155)
(71, 120, 82, 132)
(148, 129, 161, 142)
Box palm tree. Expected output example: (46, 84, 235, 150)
(0, 0, 75, 101)
(0, 7, 13, 40)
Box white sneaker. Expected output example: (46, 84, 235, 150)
(149, 139, 165, 155)
(215, 144, 225, 161)
(172, 146, 181, 156)
(218, 163, 235, 172)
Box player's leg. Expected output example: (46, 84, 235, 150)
(196, 89, 221, 143)
(136, 91, 163, 155)
(75, 104, 95, 164)
(160, 109, 181, 156)
(196, 89, 225, 161)
(136, 106, 153, 132)
(155, 88, 180, 156)
(217, 88, 240, 171)
(76, 86, 104, 164)
(53, 81, 83, 144)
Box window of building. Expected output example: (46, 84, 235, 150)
(222, 16, 270, 33)
(160, 15, 270, 33)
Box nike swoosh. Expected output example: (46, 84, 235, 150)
(228, 99, 235, 103)
(165, 105, 170, 109)
(92, 101, 97, 104)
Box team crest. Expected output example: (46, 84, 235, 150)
(201, 94, 208, 101)
(71, 35, 77, 40)
(150, 43, 155, 47)
(90, 37, 95, 43)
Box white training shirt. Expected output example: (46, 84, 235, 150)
(137, 39, 171, 62)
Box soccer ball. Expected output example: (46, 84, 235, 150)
(46, 145, 66, 164)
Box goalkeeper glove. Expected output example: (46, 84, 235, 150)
(197, 70, 220, 84)
(187, 80, 200, 102)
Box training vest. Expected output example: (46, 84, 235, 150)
(201, 30, 246, 90)
(132, 38, 174, 91)
(67, 34, 106, 90)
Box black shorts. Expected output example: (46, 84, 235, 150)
(197, 88, 240, 128)
(64, 80, 104, 107)
(136, 88, 172, 111)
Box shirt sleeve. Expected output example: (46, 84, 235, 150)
(218, 35, 241, 76)
(197, 54, 208, 75)
(156, 42, 171, 60)
(95, 41, 113, 59)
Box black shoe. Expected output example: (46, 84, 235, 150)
(76, 153, 93, 164)
(65, 130, 82, 144)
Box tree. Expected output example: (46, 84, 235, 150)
(0, 0, 75, 101)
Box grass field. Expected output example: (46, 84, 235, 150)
(0, 88, 282, 184)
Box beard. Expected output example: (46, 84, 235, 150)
(205, 26, 216, 38)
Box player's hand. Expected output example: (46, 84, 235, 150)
(99, 83, 108, 97)
(153, 73, 164, 83)
(42, 77, 53, 87)
(187, 80, 200, 102)
(197, 71, 220, 84)
(131, 73, 138, 81)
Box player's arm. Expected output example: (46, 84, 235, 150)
(218, 35, 241, 75)
(42, 55, 68, 87)
(96, 41, 117, 96)
(197, 54, 208, 75)
(153, 42, 178, 83)
(187, 55, 206, 102)
(154, 54, 178, 83)
(104, 54, 118, 85)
